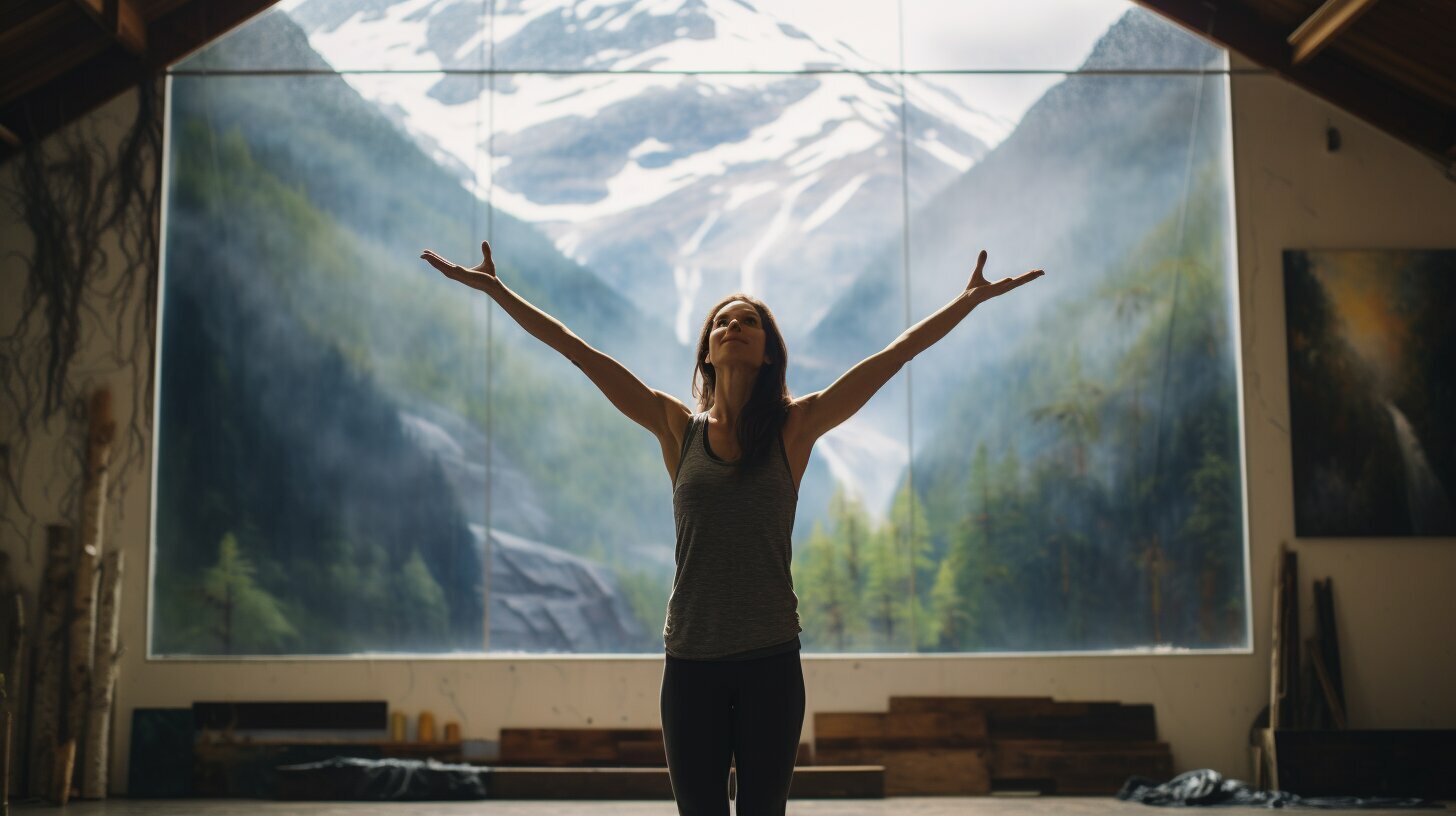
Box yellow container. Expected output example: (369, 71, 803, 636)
(389, 711, 407, 742)
(444, 722, 461, 742)
(417, 711, 436, 743)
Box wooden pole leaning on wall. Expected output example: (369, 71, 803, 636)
(53, 741, 75, 805)
(3, 591, 26, 816)
(82, 550, 123, 799)
(64, 387, 115, 801)
(27, 525, 73, 801)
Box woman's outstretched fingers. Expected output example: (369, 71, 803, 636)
(966, 249, 989, 289)
(420, 250, 455, 274)
(423, 251, 473, 287)
(471, 240, 497, 276)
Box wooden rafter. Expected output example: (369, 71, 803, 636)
(0, 28, 111, 108)
(0, 2, 70, 49)
(1134, 0, 1456, 165)
(0, 0, 282, 158)
(69, 0, 148, 55)
(1, 0, 1453, 167)
(1288, 0, 1383, 65)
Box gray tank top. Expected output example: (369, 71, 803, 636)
(664, 411, 802, 660)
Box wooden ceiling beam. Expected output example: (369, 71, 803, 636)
(1288, 0, 1382, 65)
(144, 0, 283, 68)
(0, 33, 111, 108)
(0, 0, 283, 161)
(0, 2, 70, 49)
(69, 0, 148, 56)
(1133, 0, 1456, 167)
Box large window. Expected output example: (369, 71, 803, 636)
(153, 0, 1246, 656)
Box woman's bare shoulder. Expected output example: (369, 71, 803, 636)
(781, 397, 811, 446)
(658, 394, 695, 447)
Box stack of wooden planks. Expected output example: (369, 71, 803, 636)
(497, 727, 811, 767)
(493, 728, 874, 799)
(816, 696, 1171, 795)
(499, 727, 668, 767)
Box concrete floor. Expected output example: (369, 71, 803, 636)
(12, 800, 1454, 815)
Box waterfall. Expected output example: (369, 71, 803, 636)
(1383, 401, 1454, 535)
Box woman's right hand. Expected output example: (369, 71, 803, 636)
(421, 240, 498, 293)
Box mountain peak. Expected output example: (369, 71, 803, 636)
(1080, 6, 1221, 71)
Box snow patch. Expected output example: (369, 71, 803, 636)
(801, 172, 869, 233)
(630, 137, 674, 158)
(785, 119, 881, 174)
(740, 173, 820, 293)
(917, 136, 975, 173)
(724, 181, 776, 212)
(672, 265, 704, 344)
(680, 210, 720, 255)
(814, 416, 909, 523)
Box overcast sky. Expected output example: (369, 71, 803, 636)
(273, 0, 1155, 131)
(774, 0, 1135, 72)
(767, 0, 1138, 132)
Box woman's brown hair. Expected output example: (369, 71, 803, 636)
(691, 293, 791, 469)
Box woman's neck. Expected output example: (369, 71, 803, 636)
(709, 366, 756, 429)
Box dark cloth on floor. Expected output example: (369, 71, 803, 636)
(1117, 769, 1444, 809)
(275, 756, 488, 800)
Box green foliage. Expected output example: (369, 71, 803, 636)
(151, 10, 1249, 655)
(396, 550, 450, 645)
(200, 533, 298, 654)
(613, 564, 671, 651)
(156, 58, 673, 655)
(795, 483, 935, 652)
(799, 152, 1246, 653)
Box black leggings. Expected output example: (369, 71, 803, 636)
(660, 648, 806, 816)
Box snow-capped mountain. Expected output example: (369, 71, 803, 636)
(277, 0, 1005, 344)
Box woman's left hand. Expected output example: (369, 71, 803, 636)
(965, 249, 1044, 304)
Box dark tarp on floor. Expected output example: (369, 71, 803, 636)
(1118, 769, 1444, 809)
(276, 756, 489, 800)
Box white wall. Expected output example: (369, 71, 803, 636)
(2, 51, 1454, 795)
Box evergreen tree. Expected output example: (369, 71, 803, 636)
(395, 549, 449, 649)
(797, 521, 854, 651)
(202, 532, 297, 654)
(924, 552, 964, 650)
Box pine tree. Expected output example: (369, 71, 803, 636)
(202, 532, 297, 654)
(797, 521, 853, 651)
(396, 549, 449, 648)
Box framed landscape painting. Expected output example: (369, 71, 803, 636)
(1283, 249, 1455, 537)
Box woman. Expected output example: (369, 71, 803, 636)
(420, 240, 1043, 815)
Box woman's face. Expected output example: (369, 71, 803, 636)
(706, 299, 769, 369)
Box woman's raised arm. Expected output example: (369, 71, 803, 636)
(420, 241, 691, 448)
(791, 249, 1043, 445)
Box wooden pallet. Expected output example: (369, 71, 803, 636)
(498, 727, 811, 767)
(488, 765, 884, 800)
(814, 709, 990, 795)
(814, 696, 1170, 796)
